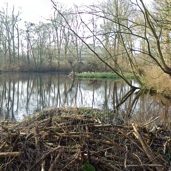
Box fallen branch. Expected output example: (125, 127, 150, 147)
(0, 152, 21, 157)
(132, 123, 167, 171)
(0, 107, 170, 170)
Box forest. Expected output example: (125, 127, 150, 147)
(0, 0, 171, 94)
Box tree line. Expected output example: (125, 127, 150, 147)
(51, 0, 171, 91)
(0, 0, 171, 91)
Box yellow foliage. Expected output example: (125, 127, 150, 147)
(143, 66, 171, 92)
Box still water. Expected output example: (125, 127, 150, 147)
(0, 73, 171, 124)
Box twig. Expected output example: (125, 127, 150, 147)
(0, 152, 21, 157)
(48, 150, 62, 171)
(132, 123, 166, 171)
(29, 146, 61, 171)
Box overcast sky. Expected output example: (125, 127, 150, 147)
(0, 0, 98, 23)
(0, 0, 151, 24)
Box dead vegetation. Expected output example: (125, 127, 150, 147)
(143, 66, 171, 93)
(0, 107, 170, 171)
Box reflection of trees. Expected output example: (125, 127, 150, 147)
(0, 76, 16, 121)
(63, 77, 77, 106)
(135, 94, 171, 124)
(56, 75, 61, 107)
(1, 73, 170, 123)
(0, 74, 131, 121)
(103, 81, 109, 112)
(0, 83, 5, 119)
(26, 77, 34, 112)
(112, 82, 119, 110)
(80, 80, 102, 90)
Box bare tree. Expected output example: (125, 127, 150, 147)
(0, 5, 21, 64)
(50, 0, 171, 92)
(51, 0, 139, 89)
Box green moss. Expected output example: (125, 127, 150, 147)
(82, 161, 95, 171)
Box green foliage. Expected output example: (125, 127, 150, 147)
(82, 161, 95, 171)
(76, 72, 133, 80)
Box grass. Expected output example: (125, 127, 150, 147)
(76, 72, 133, 80)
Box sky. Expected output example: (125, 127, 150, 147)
(0, 0, 151, 24)
(0, 0, 98, 23)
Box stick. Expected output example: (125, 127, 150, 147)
(132, 123, 166, 171)
(0, 152, 21, 157)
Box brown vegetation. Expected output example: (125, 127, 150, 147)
(0, 107, 170, 170)
(143, 66, 171, 93)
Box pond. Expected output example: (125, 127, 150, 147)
(0, 72, 171, 124)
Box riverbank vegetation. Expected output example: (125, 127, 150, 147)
(0, 107, 170, 171)
(143, 66, 171, 94)
(1, 0, 171, 95)
(76, 72, 133, 80)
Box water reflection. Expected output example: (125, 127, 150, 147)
(0, 73, 171, 124)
